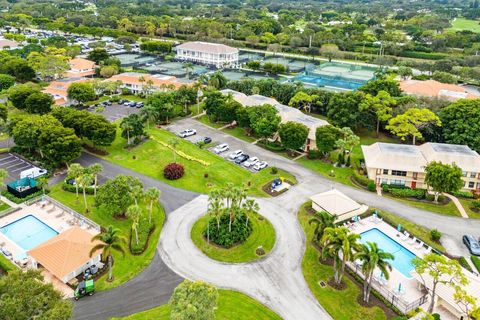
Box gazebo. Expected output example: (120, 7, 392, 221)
(310, 189, 368, 222)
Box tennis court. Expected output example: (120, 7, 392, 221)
(142, 61, 208, 77)
(115, 54, 158, 67)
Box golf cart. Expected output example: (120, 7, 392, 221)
(74, 279, 95, 300)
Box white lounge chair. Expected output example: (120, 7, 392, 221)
(415, 240, 424, 249)
(423, 246, 432, 255)
(408, 236, 417, 245)
(400, 231, 410, 241)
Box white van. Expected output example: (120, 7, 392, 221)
(20, 167, 48, 179)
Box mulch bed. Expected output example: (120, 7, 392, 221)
(83, 144, 108, 156)
(327, 277, 347, 291)
(262, 179, 296, 197)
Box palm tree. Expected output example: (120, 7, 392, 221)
(140, 104, 159, 130)
(0, 168, 7, 190)
(208, 189, 223, 230)
(168, 138, 179, 163)
(68, 163, 84, 202)
(79, 173, 93, 213)
(321, 226, 361, 285)
(130, 185, 144, 206)
(126, 205, 142, 245)
(120, 120, 133, 145)
(36, 176, 48, 195)
(138, 75, 146, 95)
(88, 163, 103, 197)
(354, 242, 394, 303)
(144, 187, 160, 224)
(243, 199, 259, 227)
(90, 226, 127, 281)
(308, 211, 335, 244)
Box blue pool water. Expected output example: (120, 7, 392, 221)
(0, 215, 58, 251)
(360, 228, 416, 278)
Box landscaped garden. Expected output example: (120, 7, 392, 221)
(191, 185, 275, 263)
(112, 289, 282, 320)
(49, 180, 165, 291)
(104, 127, 295, 196)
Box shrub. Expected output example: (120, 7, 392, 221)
(452, 191, 474, 199)
(471, 200, 480, 209)
(458, 256, 473, 273)
(471, 256, 480, 273)
(432, 314, 441, 320)
(352, 170, 371, 187)
(204, 212, 252, 248)
(270, 167, 278, 174)
(430, 229, 442, 242)
(390, 188, 426, 200)
(367, 182, 376, 192)
(163, 163, 185, 180)
(426, 194, 445, 202)
(1, 189, 47, 204)
(62, 182, 95, 195)
(307, 150, 321, 159)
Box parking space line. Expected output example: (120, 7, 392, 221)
(0, 158, 21, 165)
(11, 164, 32, 173)
(0, 154, 13, 161)
(6, 161, 25, 169)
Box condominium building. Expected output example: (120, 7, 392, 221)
(220, 89, 329, 151)
(362, 142, 480, 192)
(175, 41, 239, 68)
(64, 58, 96, 78)
(109, 72, 188, 94)
(399, 79, 479, 101)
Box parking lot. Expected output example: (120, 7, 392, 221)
(165, 119, 276, 174)
(87, 103, 141, 122)
(0, 153, 37, 183)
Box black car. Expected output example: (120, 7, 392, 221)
(234, 154, 250, 164)
(463, 235, 480, 256)
(203, 137, 212, 144)
(129, 102, 137, 107)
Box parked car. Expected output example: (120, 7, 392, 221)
(178, 129, 197, 138)
(203, 137, 212, 144)
(228, 150, 244, 160)
(128, 102, 137, 107)
(243, 156, 259, 168)
(463, 235, 480, 256)
(20, 167, 48, 179)
(123, 101, 131, 106)
(118, 99, 126, 104)
(235, 154, 250, 164)
(135, 102, 144, 108)
(253, 161, 268, 171)
(213, 143, 229, 154)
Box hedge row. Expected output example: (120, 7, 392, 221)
(452, 191, 474, 199)
(459, 256, 473, 273)
(471, 256, 480, 274)
(62, 182, 95, 195)
(1, 189, 47, 204)
(390, 188, 426, 200)
(130, 216, 155, 255)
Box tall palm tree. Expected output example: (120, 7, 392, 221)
(126, 205, 142, 245)
(208, 189, 223, 230)
(120, 119, 133, 145)
(168, 138, 179, 163)
(36, 176, 48, 195)
(90, 226, 127, 281)
(68, 163, 84, 202)
(354, 242, 394, 303)
(140, 104, 159, 130)
(79, 173, 93, 213)
(144, 187, 160, 224)
(321, 226, 361, 285)
(130, 185, 144, 206)
(88, 163, 103, 197)
(309, 211, 335, 244)
(243, 199, 259, 227)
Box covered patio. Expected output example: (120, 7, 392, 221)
(310, 188, 368, 222)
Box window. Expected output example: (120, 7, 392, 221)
(381, 179, 388, 184)
(469, 181, 475, 188)
(391, 170, 407, 177)
(383, 169, 389, 175)
(471, 172, 476, 178)
(390, 179, 405, 186)
(463, 171, 468, 177)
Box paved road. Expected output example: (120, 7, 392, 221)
(72, 153, 197, 319)
(167, 118, 480, 256)
(159, 195, 332, 320)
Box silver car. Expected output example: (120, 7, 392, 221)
(254, 161, 268, 171)
(213, 143, 229, 154)
(243, 157, 259, 168)
(228, 150, 244, 160)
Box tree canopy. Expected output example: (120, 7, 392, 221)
(278, 121, 309, 152)
(170, 280, 218, 320)
(424, 161, 464, 202)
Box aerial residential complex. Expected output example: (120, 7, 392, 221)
(109, 72, 187, 94)
(175, 41, 239, 68)
(362, 142, 480, 191)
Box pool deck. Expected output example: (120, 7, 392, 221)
(0, 200, 99, 298)
(348, 217, 428, 306)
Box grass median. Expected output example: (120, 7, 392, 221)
(49, 184, 165, 291)
(190, 213, 275, 263)
(104, 127, 295, 197)
(111, 289, 282, 320)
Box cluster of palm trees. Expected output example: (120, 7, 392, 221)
(309, 211, 394, 303)
(206, 183, 259, 242)
(67, 163, 103, 213)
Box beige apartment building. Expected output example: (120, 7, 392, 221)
(362, 142, 480, 192)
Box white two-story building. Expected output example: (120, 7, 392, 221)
(175, 41, 239, 68)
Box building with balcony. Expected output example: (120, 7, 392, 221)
(109, 72, 188, 94)
(175, 41, 239, 68)
(361, 142, 480, 192)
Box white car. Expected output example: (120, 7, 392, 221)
(213, 143, 229, 154)
(228, 150, 244, 160)
(254, 161, 268, 171)
(178, 129, 197, 138)
(243, 157, 259, 168)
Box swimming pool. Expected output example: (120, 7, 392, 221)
(0, 215, 58, 251)
(360, 228, 416, 278)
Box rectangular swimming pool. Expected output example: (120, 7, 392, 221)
(0, 215, 58, 251)
(360, 228, 416, 278)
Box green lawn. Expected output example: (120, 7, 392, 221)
(376, 210, 446, 252)
(448, 18, 480, 33)
(298, 203, 387, 320)
(458, 198, 480, 219)
(104, 127, 296, 196)
(111, 289, 282, 320)
(48, 184, 165, 291)
(222, 126, 257, 143)
(0, 253, 15, 273)
(191, 213, 276, 263)
(0, 200, 10, 213)
(196, 114, 224, 129)
(385, 195, 460, 217)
